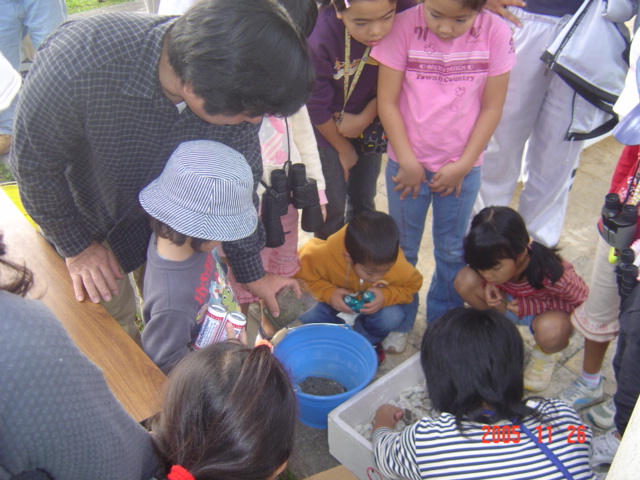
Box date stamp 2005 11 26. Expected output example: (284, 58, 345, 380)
(481, 425, 588, 444)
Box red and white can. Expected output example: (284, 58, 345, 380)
(194, 304, 227, 350)
(222, 311, 247, 341)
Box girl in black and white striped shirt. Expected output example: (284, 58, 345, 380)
(373, 307, 596, 480)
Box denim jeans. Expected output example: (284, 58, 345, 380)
(298, 301, 404, 344)
(386, 159, 481, 325)
(315, 146, 382, 239)
(0, 0, 67, 134)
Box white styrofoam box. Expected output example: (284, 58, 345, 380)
(328, 353, 423, 480)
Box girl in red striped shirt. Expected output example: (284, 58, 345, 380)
(454, 206, 588, 393)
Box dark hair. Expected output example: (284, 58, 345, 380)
(149, 216, 210, 252)
(278, 0, 318, 38)
(421, 307, 536, 429)
(321, 0, 399, 12)
(150, 342, 297, 480)
(344, 211, 399, 266)
(452, 0, 487, 11)
(464, 206, 564, 289)
(167, 0, 315, 117)
(0, 234, 33, 296)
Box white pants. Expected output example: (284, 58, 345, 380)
(475, 9, 585, 247)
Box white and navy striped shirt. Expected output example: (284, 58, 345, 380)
(374, 398, 595, 479)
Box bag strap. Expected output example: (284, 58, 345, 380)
(519, 422, 576, 480)
(339, 29, 371, 122)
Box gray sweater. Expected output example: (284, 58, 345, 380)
(0, 290, 158, 479)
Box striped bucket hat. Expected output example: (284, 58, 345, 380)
(139, 140, 257, 241)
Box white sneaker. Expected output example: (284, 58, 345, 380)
(524, 346, 560, 392)
(590, 429, 620, 467)
(587, 398, 616, 430)
(558, 376, 604, 411)
(382, 331, 408, 353)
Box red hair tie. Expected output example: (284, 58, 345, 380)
(168, 465, 195, 480)
(255, 338, 274, 353)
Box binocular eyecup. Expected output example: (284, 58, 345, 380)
(601, 193, 638, 250)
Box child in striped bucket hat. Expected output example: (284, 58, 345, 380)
(139, 140, 257, 373)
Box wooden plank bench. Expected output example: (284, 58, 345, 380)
(0, 188, 166, 422)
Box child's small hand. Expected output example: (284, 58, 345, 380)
(329, 287, 356, 313)
(428, 162, 469, 197)
(359, 287, 384, 315)
(484, 282, 506, 312)
(373, 404, 404, 431)
(225, 320, 247, 345)
(392, 157, 426, 200)
(506, 298, 519, 316)
(333, 112, 368, 138)
(337, 145, 359, 182)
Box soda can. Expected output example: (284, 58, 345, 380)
(222, 311, 247, 341)
(194, 304, 227, 350)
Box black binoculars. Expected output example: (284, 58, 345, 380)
(261, 164, 324, 248)
(616, 247, 638, 306)
(600, 193, 638, 250)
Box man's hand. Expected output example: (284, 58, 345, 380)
(65, 241, 124, 303)
(484, 0, 526, 27)
(359, 287, 384, 315)
(244, 273, 301, 318)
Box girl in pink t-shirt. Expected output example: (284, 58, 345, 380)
(370, 0, 515, 331)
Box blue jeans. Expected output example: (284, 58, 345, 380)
(315, 146, 382, 239)
(0, 0, 67, 134)
(386, 160, 481, 325)
(298, 302, 404, 344)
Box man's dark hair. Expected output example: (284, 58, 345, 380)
(149, 216, 209, 252)
(168, 0, 315, 117)
(344, 211, 399, 266)
(421, 308, 539, 431)
(278, 0, 318, 38)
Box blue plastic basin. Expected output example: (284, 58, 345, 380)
(274, 323, 377, 429)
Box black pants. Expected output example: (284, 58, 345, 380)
(613, 284, 640, 435)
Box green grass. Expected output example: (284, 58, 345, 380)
(66, 0, 136, 15)
(0, 163, 13, 183)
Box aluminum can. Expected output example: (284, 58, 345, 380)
(194, 304, 227, 350)
(222, 311, 247, 341)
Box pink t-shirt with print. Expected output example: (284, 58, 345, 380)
(371, 5, 515, 172)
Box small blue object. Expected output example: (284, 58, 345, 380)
(343, 291, 374, 312)
(361, 290, 375, 303)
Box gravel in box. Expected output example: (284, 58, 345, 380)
(299, 376, 347, 396)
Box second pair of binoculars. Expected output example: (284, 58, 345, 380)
(616, 247, 639, 306)
(600, 193, 638, 250)
(262, 163, 324, 248)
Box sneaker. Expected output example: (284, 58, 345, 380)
(382, 331, 408, 353)
(590, 428, 620, 467)
(558, 376, 605, 411)
(587, 398, 616, 430)
(523, 346, 560, 392)
(0, 134, 10, 156)
(374, 343, 386, 365)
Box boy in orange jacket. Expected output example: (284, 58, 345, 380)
(297, 211, 422, 362)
